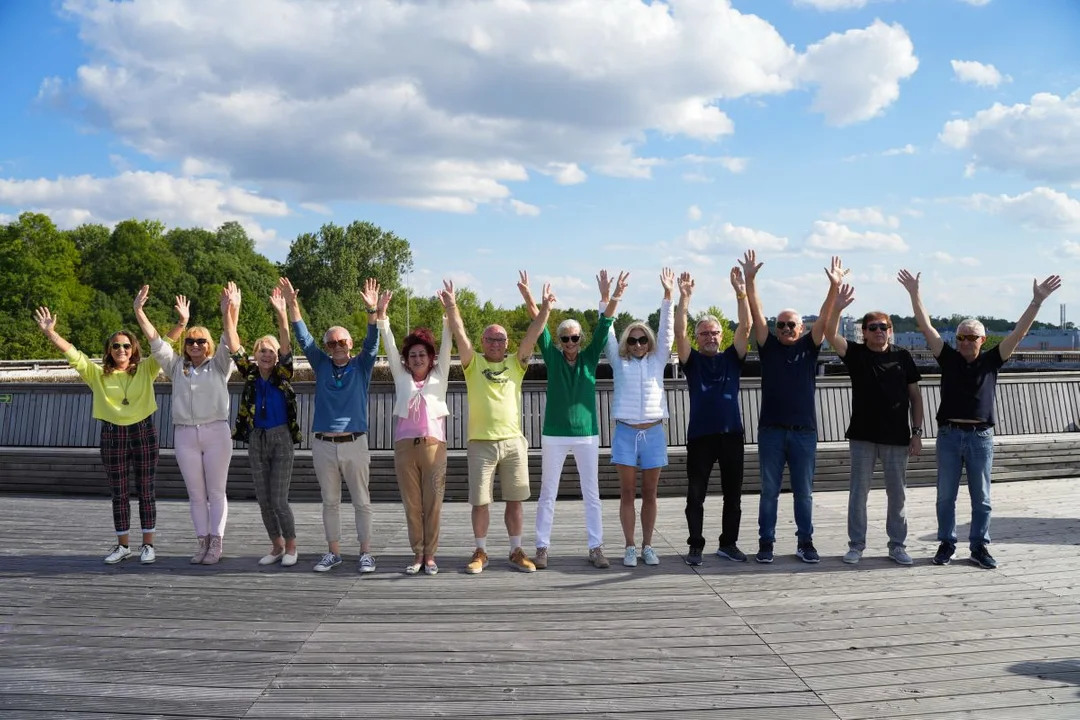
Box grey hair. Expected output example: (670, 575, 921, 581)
(694, 315, 722, 333)
(958, 318, 986, 337)
(776, 308, 803, 323)
(322, 325, 352, 344)
(556, 318, 582, 338)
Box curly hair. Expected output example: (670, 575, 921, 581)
(102, 330, 142, 377)
(401, 327, 437, 376)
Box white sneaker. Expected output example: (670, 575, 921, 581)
(642, 546, 660, 566)
(104, 545, 132, 565)
(623, 546, 638, 567)
(358, 553, 377, 574)
(139, 544, 156, 564)
(889, 546, 914, 566)
(843, 549, 862, 565)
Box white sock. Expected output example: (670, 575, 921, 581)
(475, 537, 487, 550)
(509, 535, 521, 550)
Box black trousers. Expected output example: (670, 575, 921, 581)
(685, 432, 745, 549)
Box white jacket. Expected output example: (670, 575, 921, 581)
(605, 298, 675, 423)
(379, 316, 452, 420)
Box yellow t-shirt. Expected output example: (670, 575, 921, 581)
(65, 347, 160, 426)
(463, 353, 526, 441)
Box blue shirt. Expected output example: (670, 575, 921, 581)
(757, 332, 821, 430)
(253, 374, 289, 430)
(682, 346, 744, 440)
(293, 319, 379, 433)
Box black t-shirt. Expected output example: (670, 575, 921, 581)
(758, 332, 821, 429)
(841, 342, 922, 446)
(935, 344, 1005, 425)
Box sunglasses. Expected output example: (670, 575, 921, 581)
(627, 336, 649, 347)
(560, 335, 581, 344)
(866, 323, 890, 332)
(184, 338, 208, 346)
(325, 339, 349, 349)
(775, 321, 797, 330)
(111, 342, 132, 350)
(956, 334, 983, 342)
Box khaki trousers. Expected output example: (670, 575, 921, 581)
(394, 438, 447, 556)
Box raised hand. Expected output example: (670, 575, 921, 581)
(897, 269, 920, 295)
(837, 283, 856, 310)
(378, 289, 393, 314)
(740, 250, 762, 282)
(134, 285, 150, 313)
(517, 270, 531, 299)
(226, 281, 241, 309)
(612, 271, 630, 300)
(33, 306, 57, 334)
(174, 295, 190, 325)
(660, 267, 675, 293)
(361, 278, 380, 309)
(220, 285, 231, 316)
(729, 267, 745, 295)
(269, 287, 286, 316)
(596, 269, 612, 300)
(825, 256, 849, 287)
(278, 277, 299, 305)
(438, 279, 456, 309)
(679, 271, 695, 298)
(1034, 275, 1062, 303)
(541, 282, 556, 309)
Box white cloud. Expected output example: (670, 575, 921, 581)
(682, 172, 713, 184)
(882, 143, 916, 156)
(827, 207, 900, 228)
(940, 90, 1080, 183)
(928, 250, 981, 266)
(684, 222, 789, 254)
(795, 0, 867, 8)
(687, 205, 703, 221)
(51, 0, 918, 212)
(965, 187, 1080, 232)
(950, 59, 1010, 88)
(682, 154, 748, 173)
(299, 202, 332, 215)
(805, 220, 908, 251)
(509, 199, 541, 216)
(0, 171, 288, 248)
(1060, 241, 1080, 258)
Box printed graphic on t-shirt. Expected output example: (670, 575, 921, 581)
(482, 366, 509, 384)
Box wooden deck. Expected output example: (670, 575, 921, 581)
(2, 478, 1080, 719)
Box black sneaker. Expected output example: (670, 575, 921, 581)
(685, 548, 704, 566)
(932, 542, 955, 566)
(716, 544, 748, 562)
(796, 542, 820, 564)
(969, 544, 998, 569)
(756, 541, 774, 564)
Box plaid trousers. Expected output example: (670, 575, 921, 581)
(100, 417, 159, 534)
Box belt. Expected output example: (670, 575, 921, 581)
(762, 424, 815, 432)
(314, 432, 365, 443)
(941, 421, 992, 432)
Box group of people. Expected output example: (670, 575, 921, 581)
(33, 251, 1061, 573)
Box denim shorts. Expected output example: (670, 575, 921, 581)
(611, 422, 668, 469)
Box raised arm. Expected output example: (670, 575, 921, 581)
(221, 281, 242, 354)
(360, 278, 380, 329)
(675, 271, 693, 364)
(164, 294, 188, 343)
(133, 285, 161, 343)
(376, 290, 404, 379)
(825, 282, 854, 358)
(897, 269, 944, 357)
(436, 315, 452, 380)
(652, 267, 676, 359)
(33, 307, 73, 354)
(518, 282, 554, 363)
(269, 287, 291, 357)
(440, 279, 473, 368)
(740, 250, 768, 347)
(731, 266, 752, 359)
(811, 256, 846, 346)
(517, 270, 539, 320)
(998, 275, 1063, 361)
(279, 277, 304, 324)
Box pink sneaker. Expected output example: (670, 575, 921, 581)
(201, 536, 223, 565)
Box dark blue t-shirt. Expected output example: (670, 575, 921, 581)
(935, 344, 1005, 425)
(253, 374, 289, 430)
(681, 346, 744, 440)
(757, 332, 821, 429)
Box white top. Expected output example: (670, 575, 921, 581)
(605, 298, 675, 424)
(151, 333, 235, 426)
(379, 317, 452, 420)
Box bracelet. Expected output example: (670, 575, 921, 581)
(736, 292, 747, 300)
(366, 306, 377, 314)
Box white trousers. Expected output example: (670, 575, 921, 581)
(534, 435, 603, 550)
(173, 420, 233, 537)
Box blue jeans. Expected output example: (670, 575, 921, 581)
(936, 424, 994, 549)
(757, 427, 816, 544)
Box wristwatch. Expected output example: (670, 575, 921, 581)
(366, 306, 377, 314)
(911, 426, 923, 438)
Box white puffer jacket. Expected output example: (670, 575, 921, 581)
(605, 298, 674, 423)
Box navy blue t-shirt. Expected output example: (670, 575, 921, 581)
(757, 332, 821, 429)
(681, 346, 744, 440)
(935, 344, 1005, 426)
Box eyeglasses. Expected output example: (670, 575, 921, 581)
(626, 336, 649, 347)
(866, 323, 890, 332)
(111, 342, 132, 350)
(956, 334, 983, 342)
(775, 321, 797, 330)
(483, 337, 507, 344)
(325, 339, 349, 349)
(560, 335, 581, 344)
(697, 330, 721, 337)
(184, 338, 208, 346)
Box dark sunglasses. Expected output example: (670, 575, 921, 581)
(111, 342, 132, 350)
(956, 334, 983, 342)
(866, 322, 890, 332)
(325, 339, 349, 349)
(184, 338, 208, 346)
(775, 321, 797, 330)
(560, 335, 581, 344)
(626, 336, 649, 347)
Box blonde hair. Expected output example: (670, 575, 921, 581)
(618, 322, 658, 359)
(253, 335, 280, 354)
(183, 326, 215, 362)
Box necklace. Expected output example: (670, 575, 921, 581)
(331, 362, 351, 388)
(117, 371, 133, 406)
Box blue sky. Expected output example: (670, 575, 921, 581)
(2, 0, 1080, 324)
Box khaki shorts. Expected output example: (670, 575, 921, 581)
(467, 436, 531, 506)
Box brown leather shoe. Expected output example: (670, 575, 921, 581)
(465, 548, 488, 575)
(509, 547, 536, 573)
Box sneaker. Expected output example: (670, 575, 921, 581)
(889, 546, 914, 566)
(685, 548, 704, 566)
(465, 548, 488, 574)
(715, 544, 748, 562)
(405, 561, 422, 575)
(969, 544, 998, 569)
(623, 546, 638, 567)
(139, 544, 156, 564)
(104, 544, 132, 565)
(358, 553, 377, 574)
(313, 552, 342, 572)
(589, 546, 610, 569)
(932, 542, 956, 566)
(756, 541, 774, 564)
(281, 551, 298, 567)
(533, 547, 549, 570)
(642, 546, 660, 566)
(843, 548, 862, 565)
(509, 547, 536, 573)
(201, 536, 223, 565)
(796, 541, 820, 564)
(190, 536, 209, 564)
(424, 562, 439, 576)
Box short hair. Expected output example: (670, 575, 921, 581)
(322, 326, 352, 345)
(694, 315, 723, 333)
(252, 335, 280, 355)
(860, 311, 890, 330)
(556, 318, 582, 338)
(618, 322, 658, 359)
(776, 308, 803, 324)
(183, 326, 215, 362)
(958, 318, 986, 337)
(401, 327, 437, 372)
(102, 330, 142, 377)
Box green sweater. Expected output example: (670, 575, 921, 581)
(538, 314, 614, 437)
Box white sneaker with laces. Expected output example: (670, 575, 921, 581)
(358, 553, 377, 574)
(139, 544, 156, 564)
(642, 546, 660, 566)
(104, 545, 132, 565)
(843, 549, 862, 565)
(623, 546, 638, 567)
